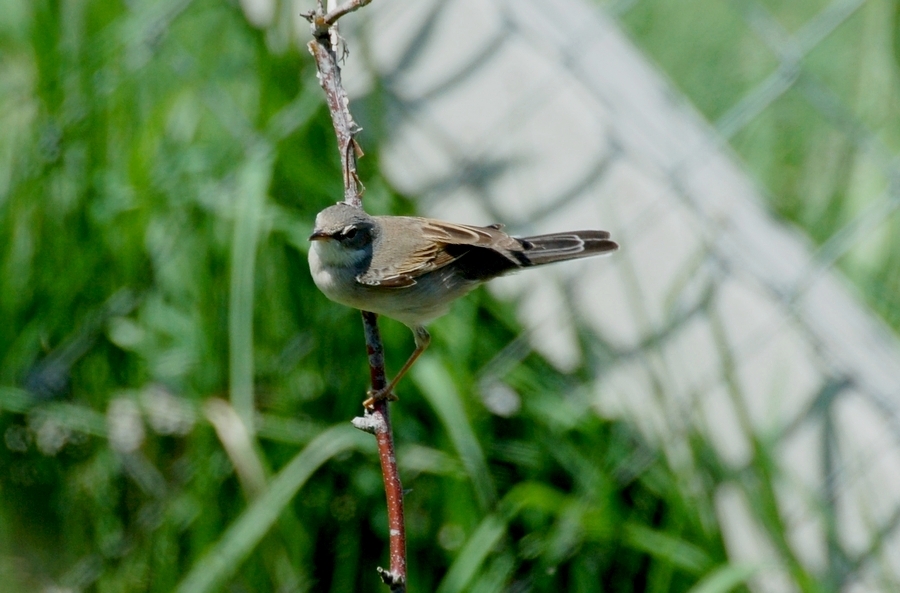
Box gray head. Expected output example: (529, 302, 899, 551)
(310, 203, 376, 248)
(309, 203, 377, 267)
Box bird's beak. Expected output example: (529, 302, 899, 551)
(309, 230, 329, 241)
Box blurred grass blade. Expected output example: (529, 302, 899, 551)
(229, 143, 274, 433)
(687, 563, 760, 593)
(205, 398, 268, 499)
(469, 552, 515, 593)
(265, 81, 323, 141)
(0, 386, 35, 413)
(0, 387, 107, 436)
(174, 424, 368, 593)
(501, 481, 567, 516)
(623, 522, 714, 575)
(437, 482, 568, 593)
(435, 514, 507, 593)
(45, 403, 108, 436)
(412, 355, 497, 509)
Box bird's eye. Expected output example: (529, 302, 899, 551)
(342, 225, 358, 240)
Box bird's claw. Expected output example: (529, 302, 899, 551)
(363, 387, 399, 409)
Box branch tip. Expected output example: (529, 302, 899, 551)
(302, 0, 373, 35)
(377, 566, 406, 592)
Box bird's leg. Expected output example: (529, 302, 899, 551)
(364, 325, 431, 409)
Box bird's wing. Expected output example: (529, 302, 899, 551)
(356, 217, 521, 288)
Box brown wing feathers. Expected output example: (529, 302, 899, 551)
(358, 216, 617, 287)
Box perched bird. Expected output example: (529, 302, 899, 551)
(308, 202, 618, 407)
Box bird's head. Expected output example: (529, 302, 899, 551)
(309, 203, 376, 267)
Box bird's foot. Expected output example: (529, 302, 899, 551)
(363, 387, 399, 410)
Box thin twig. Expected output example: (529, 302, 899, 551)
(361, 311, 407, 592)
(304, 1, 365, 207)
(303, 2, 408, 590)
(322, 0, 373, 28)
(304, 0, 373, 36)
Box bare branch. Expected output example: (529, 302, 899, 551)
(323, 0, 373, 29)
(302, 0, 373, 36)
(304, 3, 365, 207)
(361, 311, 407, 592)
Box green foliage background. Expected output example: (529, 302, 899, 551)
(0, 0, 808, 592)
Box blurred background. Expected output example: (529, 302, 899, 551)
(1, 0, 899, 591)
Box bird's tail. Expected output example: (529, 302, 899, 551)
(516, 230, 618, 266)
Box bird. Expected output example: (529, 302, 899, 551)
(308, 202, 618, 407)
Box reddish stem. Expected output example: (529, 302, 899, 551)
(362, 312, 407, 591)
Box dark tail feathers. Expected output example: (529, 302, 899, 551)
(516, 230, 618, 266)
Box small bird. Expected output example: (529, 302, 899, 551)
(308, 202, 618, 407)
